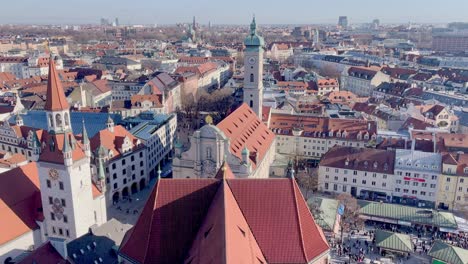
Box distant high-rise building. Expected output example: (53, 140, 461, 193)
(100, 18, 110, 26)
(372, 19, 380, 29)
(338, 16, 348, 29)
(433, 33, 468, 52)
(115, 17, 120, 27)
(313, 28, 320, 45)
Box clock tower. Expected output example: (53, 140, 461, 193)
(37, 55, 96, 240)
(243, 17, 264, 119)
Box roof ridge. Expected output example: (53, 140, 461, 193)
(290, 177, 309, 262)
(220, 181, 228, 264)
(450, 245, 465, 264)
(225, 179, 267, 262)
(142, 179, 162, 263)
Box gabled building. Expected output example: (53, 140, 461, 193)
(436, 153, 468, 212)
(90, 116, 146, 203)
(318, 146, 395, 200)
(173, 103, 275, 179)
(341, 66, 390, 96)
(0, 55, 108, 263)
(118, 165, 330, 264)
(269, 113, 377, 165)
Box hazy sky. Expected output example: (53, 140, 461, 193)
(2, 0, 468, 25)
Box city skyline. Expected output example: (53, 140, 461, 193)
(1, 0, 468, 25)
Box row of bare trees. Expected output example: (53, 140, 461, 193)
(179, 88, 235, 129)
(295, 165, 363, 244)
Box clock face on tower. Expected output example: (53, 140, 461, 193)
(48, 168, 59, 181)
(248, 57, 256, 65)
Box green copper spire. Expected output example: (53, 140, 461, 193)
(244, 16, 264, 48)
(98, 158, 105, 180)
(250, 16, 257, 35)
(63, 134, 71, 153)
(32, 130, 40, 148)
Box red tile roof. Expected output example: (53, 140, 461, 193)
(119, 179, 220, 263)
(39, 132, 86, 164)
(217, 103, 275, 168)
(0, 72, 16, 83)
(17, 241, 67, 264)
(0, 162, 42, 246)
(119, 178, 329, 264)
(44, 57, 69, 111)
(320, 146, 395, 174)
(317, 78, 338, 86)
(184, 180, 266, 264)
(269, 113, 377, 139)
(90, 126, 142, 160)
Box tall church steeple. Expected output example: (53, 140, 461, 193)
(45, 55, 71, 134)
(37, 54, 102, 241)
(243, 16, 264, 119)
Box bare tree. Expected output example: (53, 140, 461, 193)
(295, 167, 319, 200)
(336, 193, 364, 244)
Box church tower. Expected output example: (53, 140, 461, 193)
(37, 55, 95, 240)
(243, 17, 264, 119)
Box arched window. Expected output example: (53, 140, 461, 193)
(250, 73, 254, 83)
(55, 114, 62, 127)
(206, 147, 212, 159)
(250, 100, 253, 108)
(64, 113, 69, 126)
(49, 114, 54, 127)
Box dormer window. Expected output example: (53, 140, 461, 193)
(373, 161, 378, 168)
(464, 167, 468, 174)
(384, 163, 388, 171)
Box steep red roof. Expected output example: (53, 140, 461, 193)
(0, 162, 42, 246)
(17, 241, 67, 264)
(184, 181, 266, 264)
(119, 179, 220, 263)
(90, 126, 142, 160)
(39, 132, 86, 164)
(320, 146, 395, 174)
(119, 178, 329, 264)
(214, 162, 236, 179)
(269, 113, 377, 139)
(44, 56, 69, 111)
(217, 104, 275, 168)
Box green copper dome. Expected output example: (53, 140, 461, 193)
(244, 17, 264, 47)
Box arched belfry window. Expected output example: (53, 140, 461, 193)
(64, 113, 69, 126)
(250, 74, 254, 83)
(55, 114, 62, 127)
(49, 114, 54, 127)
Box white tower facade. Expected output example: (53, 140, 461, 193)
(243, 17, 264, 119)
(38, 56, 96, 240)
